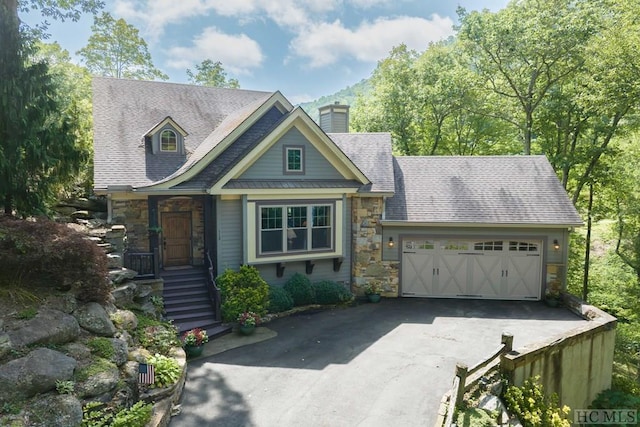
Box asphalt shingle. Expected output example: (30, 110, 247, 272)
(386, 155, 583, 226)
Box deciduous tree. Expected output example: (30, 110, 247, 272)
(77, 12, 167, 80)
(186, 59, 239, 88)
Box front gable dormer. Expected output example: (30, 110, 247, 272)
(145, 116, 188, 155)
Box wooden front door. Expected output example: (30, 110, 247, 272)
(161, 212, 192, 266)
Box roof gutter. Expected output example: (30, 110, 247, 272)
(380, 220, 583, 229)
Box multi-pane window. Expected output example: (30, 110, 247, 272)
(285, 147, 303, 173)
(160, 129, 177, 152)
(509, 241, 539, 252)
(259, 204, 332, 255)
(474, 241, 504, 251)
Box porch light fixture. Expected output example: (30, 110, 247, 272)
(553, 239, 560, 251)
(388, 237, 395, 248)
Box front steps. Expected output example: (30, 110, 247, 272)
(161, 266, 231, 339)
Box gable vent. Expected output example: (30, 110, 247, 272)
(319, 101, 350, 133)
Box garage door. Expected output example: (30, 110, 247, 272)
(402, 239, 541, 300)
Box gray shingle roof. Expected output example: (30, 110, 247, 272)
(386, 155, 583, 226)
(329, 133, 394, 193)
(92, 77, 273, 190)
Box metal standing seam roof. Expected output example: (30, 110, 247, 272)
(385, 155, 583, 226)
(92, 77, 273, 189)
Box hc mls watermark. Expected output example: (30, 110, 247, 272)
(574, 410, 638, 425)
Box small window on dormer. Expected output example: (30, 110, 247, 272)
(284, 146, 304, 174)
(161, 129, 177, 152)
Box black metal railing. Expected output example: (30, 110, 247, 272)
(205, 249, 221, 322)
(123, 248, 160, 279)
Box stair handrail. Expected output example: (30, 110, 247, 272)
(204, 249, 221, 322)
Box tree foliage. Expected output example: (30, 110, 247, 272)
(0, 1, 88, 215)
(77, 12, 167, 80)
(186, 59, 239, 88)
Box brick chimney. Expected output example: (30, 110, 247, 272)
(319, 102, 350, 133)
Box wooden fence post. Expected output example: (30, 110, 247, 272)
(455, 362, 468, 407)
(501, 332, 514, 353)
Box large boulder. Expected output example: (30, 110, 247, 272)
(44, 293, 78, 314)
(109, 268, 138, 284)
(108, 337, 129, 367)
(7, 309, 80, 347)
(111, 309, 138, 332)
(76, 362, 120, 399)
(0, 348, 77, 402)
(111, 283, 137, 308)
(28, 394, 83, 427)
(74, 302, 117, 337)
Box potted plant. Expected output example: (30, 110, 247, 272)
(237, 311, 261, 335)
(181, 328, 209, 358)
(544, 280, 562, 307)
(364, 281, 382, 303)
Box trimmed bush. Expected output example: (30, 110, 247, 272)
(0, 216, 109, 304)
(312, 280, 353, 305)
(268, 285, 294, 313)
(217, 265, 269, 323)
(283, 273, 315, 306)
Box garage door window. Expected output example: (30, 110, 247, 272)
(509, 241, 539, 252)
(474, 241, 504, 251)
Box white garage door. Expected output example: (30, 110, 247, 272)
(402, 239, 541, 300)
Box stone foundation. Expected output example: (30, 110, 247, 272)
(111, 198, 149, 252)
(351, 197, 399, 297)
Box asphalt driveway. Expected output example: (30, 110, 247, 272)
(170, 299, 587, 427)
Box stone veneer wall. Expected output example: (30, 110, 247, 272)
(158, 197, 205, 266)
(351, 196, 399, 297)
(111, 198, 149, 252)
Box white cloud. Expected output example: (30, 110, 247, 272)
(290, 14, 454, 68)
(347, 0, 394, 8)
(166, 27, 264, 75)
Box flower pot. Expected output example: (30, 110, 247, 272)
(367, 293, 381, 303)
(544, 296, 561, 307)
(184, 344, 204, 358)
(238, 325, 256, 336)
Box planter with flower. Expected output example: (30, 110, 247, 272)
(364, 281, 382, 303)
(237, 311, 261, 336)
(181, 328, 209, 358)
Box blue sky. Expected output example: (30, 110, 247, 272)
(22, 0, 509, 103)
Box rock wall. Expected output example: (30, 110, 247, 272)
(351, 196, 399, 297)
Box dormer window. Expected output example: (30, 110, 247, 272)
(161, 129, 178, 152)
(284, 146, 304, 174)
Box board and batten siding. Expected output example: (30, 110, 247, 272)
(216, 197, 243, 274)
(239, 127, 345, 181)
(255, 198, 352, 285)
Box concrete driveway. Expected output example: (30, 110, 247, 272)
(170, 299, 587, 427)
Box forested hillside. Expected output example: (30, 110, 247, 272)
(299, 79, 372, 122)
(344, 0, 640, 399)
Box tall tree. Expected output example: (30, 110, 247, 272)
(78, 12, 168, 80)
(457, 0, 597, 154)
(186, 59, 239, 88)
(0, 1, 90, 215)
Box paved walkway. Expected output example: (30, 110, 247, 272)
(170, 299, 587, 427)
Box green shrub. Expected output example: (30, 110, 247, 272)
(16, 307, 38, 320)
(283, 273, 315, 306)
(55, 380, 75, 394)
(146, 353, 181, 389)
(216, 265, 269, 322)
(591, 388, 640, 411)
(312, 280, 353, 305)
(134, 316, 179, 355)
(503, 376, 571, 427)
(0, 216, 109, 304)
(268, 286, 294, 313)
(82, 401, 152, 427)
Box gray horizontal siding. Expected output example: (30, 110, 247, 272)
(239, 127, 344, 181)
(217, 198, 243, 274)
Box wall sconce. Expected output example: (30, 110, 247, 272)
(388, 237, 395, 248)
(553, 239, 560, 251)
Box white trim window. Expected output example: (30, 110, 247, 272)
(259, 203, 333, 255)
(285, 146, 304, 173)
(160, 129, 178, 152)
